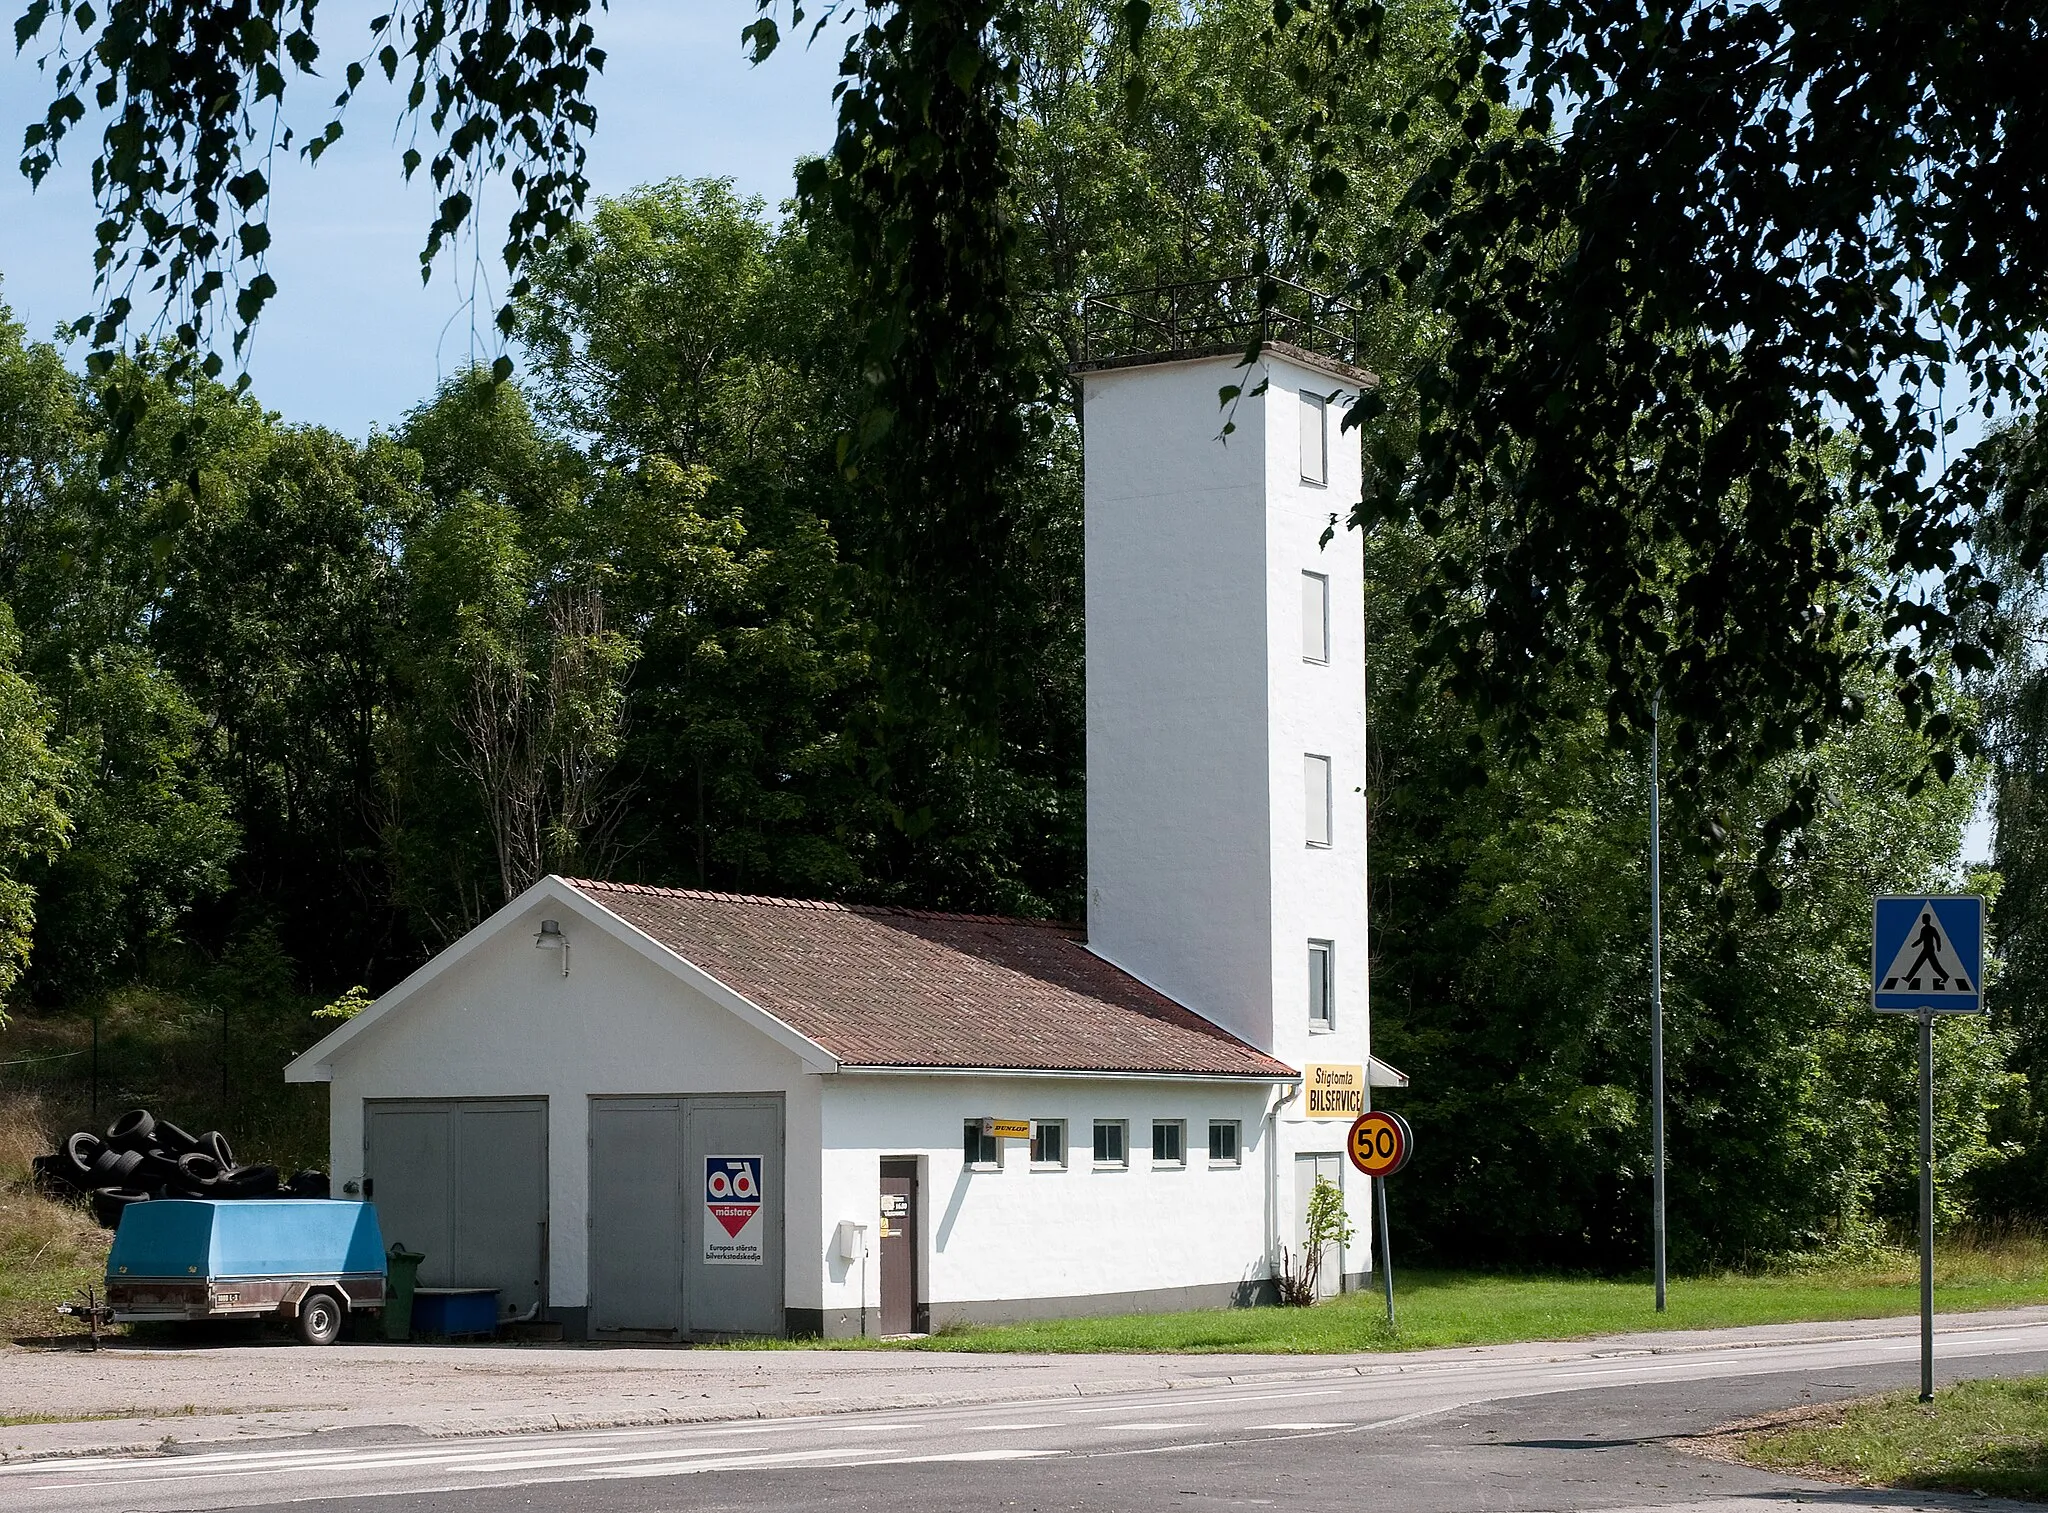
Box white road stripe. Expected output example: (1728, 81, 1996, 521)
(26, 1444, 768, 1491)
(1067, 1388, 1342, 1412)
(955, 1422, 1062, 1431)
(1248, 1422, 1352, 1430)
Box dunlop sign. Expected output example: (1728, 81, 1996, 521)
(981, 1118, 1032, 1141)
(1304, 1062, 1366, 1119)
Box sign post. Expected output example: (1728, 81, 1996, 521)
(1347, 1110, 1413, 1328)
(1872, 894, 1985, 1403)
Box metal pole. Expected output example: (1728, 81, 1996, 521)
(90, 1015, 100, 1123)
(1650, 693, 1667, 1312)
(1376, 1175, 1396, 1328)
(1920, 1007, 1935, 1402)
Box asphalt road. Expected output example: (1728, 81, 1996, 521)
(10, 1319, 2048, 1513)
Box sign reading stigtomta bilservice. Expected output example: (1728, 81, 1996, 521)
(1304, 1062, 1365, 1119)
(704, 1155, 765, 1266)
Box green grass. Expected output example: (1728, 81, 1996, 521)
(737, 1236, 2048, 1353)
(1735, 1376, 2048, 1500)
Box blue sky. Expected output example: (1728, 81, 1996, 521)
(0, 1, 843, 437)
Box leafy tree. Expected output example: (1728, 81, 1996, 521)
(0, 602, 68, 1016)
(381, 371, 632, 939)
(1367, 517, 2001, 1267)
(1969, 415, 2048, 1218)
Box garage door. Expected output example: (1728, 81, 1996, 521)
(590, 1095, 783, 1338)
(365, 1099, 547, 1320)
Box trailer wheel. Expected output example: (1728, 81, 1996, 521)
(296, 1291, 343, 1346)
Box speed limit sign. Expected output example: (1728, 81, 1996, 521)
(1347, 1110, 1413, 1178)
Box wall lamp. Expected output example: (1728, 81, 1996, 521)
(534, 918, 571, 977)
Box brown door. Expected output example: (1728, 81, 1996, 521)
(879, 1159, 921, 1336)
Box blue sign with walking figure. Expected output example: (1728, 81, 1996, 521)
(1873, 895, 1985, 1013)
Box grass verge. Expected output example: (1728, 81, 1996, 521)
(0, 1090, 112, 1343)
(734, 1236, 2048, 1352)
(1716, 1376, 2048, 1501)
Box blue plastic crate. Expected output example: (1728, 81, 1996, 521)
(409, 1287, 500, 1338)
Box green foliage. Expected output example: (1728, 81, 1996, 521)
(1969, 416, 2048, 1219)
(0, 604, 67, 1016)
(1367, 515, 2001, 1267)
(1302, 0, 2048, 891)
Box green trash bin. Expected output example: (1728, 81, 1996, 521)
(383, 1241, 425, 1342)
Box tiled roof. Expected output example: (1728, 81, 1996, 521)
(562, 879, 1295, 1079)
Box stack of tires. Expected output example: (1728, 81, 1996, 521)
(31, 1108, 330, 1228)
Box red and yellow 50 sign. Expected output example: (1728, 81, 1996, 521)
(1347, 1110, 1413, 1178)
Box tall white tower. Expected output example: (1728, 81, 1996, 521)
(1081, 338, 1373, 1277)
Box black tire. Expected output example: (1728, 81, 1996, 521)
(137, 1150, 184, 1185)
(295, 1291, 343, 1346)
(177, 1151, 225, 1187)
(31, 1154, 78, 1197)
(106, 1149, 145, 1182)
(217, 1163, 280, 1198)
(63, 1131, 105, 1182)
(88, 1144, 125, 1181)
(287, 1170, 330, 1199)
(106, 1108, 156, 1152)
(90, 1187, 150, 1228)
(199, 1130, 235, 1168)
(152, 1120, 202, 1155)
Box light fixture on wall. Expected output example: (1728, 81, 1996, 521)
(534, 918, 570, 977)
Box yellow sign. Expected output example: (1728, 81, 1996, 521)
(982, 1118, 1032, 1141)
(1304, 1063, 1366, 1119)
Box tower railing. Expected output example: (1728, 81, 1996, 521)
(1078, 275, 1365, 371)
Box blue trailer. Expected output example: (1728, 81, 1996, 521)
(106, 1199, 386, 1344)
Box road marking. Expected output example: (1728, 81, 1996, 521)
(27, 1444, 767, 1491)
(870, 1449, 1065, 1464)
(816, 1423, 927, 1433)
(1068, 1388, 1342, 1412)
(1085, 1422, 1198, 1433)
(338, 1444, 1064, 1496)
(1248, 1422, 1352, 1431)
(956, 1422, 1062, 1431)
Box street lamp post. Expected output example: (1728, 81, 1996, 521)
(1650, 693, 1667, 1313)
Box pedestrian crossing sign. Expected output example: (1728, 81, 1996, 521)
(1873, 895, 1985, 1013)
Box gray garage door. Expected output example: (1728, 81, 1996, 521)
(365, 1099, 548, 1319)
(589, 1095, 783, 1338)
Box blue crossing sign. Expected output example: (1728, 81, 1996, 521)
(1873, 895, 1985, 1014)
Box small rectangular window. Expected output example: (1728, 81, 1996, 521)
(1305, 754, 1332, 847)
(1309, 940, 1334, 1028)
(962, 1119, 1000, 1168)
(1300, 390, 1328, 485)
(1302, 571, 1330, 663)
(1031, 1119, 1067, 1168)
(1093, 1119, 1127, 1168)
(1209, 1120, 1241, 1165)
(1151, 1119, 1185, 1166)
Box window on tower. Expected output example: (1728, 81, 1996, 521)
(1309, 940, 1334, 1029)
(1302, 571, 1330, 663)
(1300, 390, 1328, 485)
(1305, 754, 1332, 847)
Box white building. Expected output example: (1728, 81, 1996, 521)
(286, 339, 1399, 1339)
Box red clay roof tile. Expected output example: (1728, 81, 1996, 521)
(562, 878, 1293, 1079)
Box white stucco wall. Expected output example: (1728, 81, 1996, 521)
(1082, 350, 1375, 1261)
(317, 897, 822, 1316)
(304, 890, 1312, 1330)
(1083, 356, 1276, 1050)
(815, 1074, 1286, 1330)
